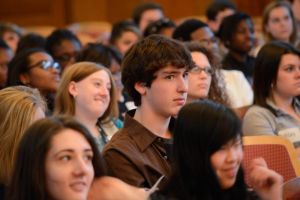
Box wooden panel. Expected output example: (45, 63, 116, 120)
(234, 0, 272, 16)
(68, 0, 107, 22)
(0, 0, 67, 27)
(0, 0, 272, 27)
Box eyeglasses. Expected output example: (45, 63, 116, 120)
(28, 60, 61, 71)
(190, 66, 214, 75)
(198, 37, 218, 46)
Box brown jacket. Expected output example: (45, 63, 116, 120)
(102, 110, 173, 188)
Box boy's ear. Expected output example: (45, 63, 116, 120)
(134, 82, 147, 95)
(68, 81, 78, 98)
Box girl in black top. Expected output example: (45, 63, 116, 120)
(152, 100, 282, 200)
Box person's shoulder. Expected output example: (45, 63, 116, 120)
(103, 128, 138, 154)
(245, 105, 271, 116)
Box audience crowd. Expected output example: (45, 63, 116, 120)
(1, 1, 300, 199)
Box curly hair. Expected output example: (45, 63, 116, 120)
(185, 41, 230, 106)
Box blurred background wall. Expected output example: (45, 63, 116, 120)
(0, 0, 272, 27)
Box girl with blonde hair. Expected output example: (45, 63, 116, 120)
(0, 86, 46, 189)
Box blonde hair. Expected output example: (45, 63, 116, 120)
(0, 86, 46, 184)
(262, 1, 298, 45)
(54, 61, 118, 122)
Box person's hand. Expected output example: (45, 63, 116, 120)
(88, 176, 148, 200)
(248, 157, 283, 200)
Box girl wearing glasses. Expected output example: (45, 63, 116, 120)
(6, 48, 61, 113)
(185, 42, 229, 106)
(54, 62, 119, 152)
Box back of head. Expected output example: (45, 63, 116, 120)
(45, 28, 81, 55)
(110, 20, 141, 45)
(218, 12, 252, 45)
(205, 1, 236, 21)
(172, 19, 208, 41)
(170, 100, 242, 198)
(253, 41, 300, 106)
(54, 61, 118, 120)
(6, 115, 106, 200)
(0, 86, 46, 185)
(121, 34, 194, 106)
(144, 18, 176, 37)
(0, 22, 22, 38)
(16, 33, 46, 54)
(132, 2, 164, 26)
(77, 43, 122, 68)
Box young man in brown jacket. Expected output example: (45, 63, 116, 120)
(102, 35, 194, 188)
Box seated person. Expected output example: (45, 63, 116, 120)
(132, 2, 164, 33)
(54, 62, 119, 151)
(103, 35, 194, 188)
(151, 100, 283, 200)
(205, 1, 236, 35)
(218, 12, 256, 83)
(243, 41, 300, 155)
(45, 29, 82, 71)
(172, 19, 253, 117)
(0, 86, 46, 198)
(144, 18, 176, 38)
(6, 48, 61, 113)
(110, 20, 141, 56)
(6, 116, 148, 200)
(77, 43, 135, 120)
(184, 42, 229, 106)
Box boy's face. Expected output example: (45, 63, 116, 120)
(142, 65, 189, 118)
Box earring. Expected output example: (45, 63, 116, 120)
(21, 80, 29, 85)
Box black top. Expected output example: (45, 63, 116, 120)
(0, 184, 5, 200)
(150, 189, 260, 200)
(222, 53, 255, 83)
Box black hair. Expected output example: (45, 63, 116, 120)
(218, 12, 253, 47)
(0, 38, 10, 49)
(16, 33, 46, 54)
(172, 19, 208, 41)
(6, 115, 106, 200)
(77, 43, 122, 68)
(45, 29, 81, 56)
(132, 2, 164, 26)
(253, 41, 300, 107)
(6, 48, 46, 87)
(110, 20, 141, 45)
(160, 100, 246, 199)
(206, 1, 236, 21)
(122, 34, 194, 106)
(144, 18, 176, 37)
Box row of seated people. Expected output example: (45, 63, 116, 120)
(0, 34, 299, 199)
(0, 1, 300, 199)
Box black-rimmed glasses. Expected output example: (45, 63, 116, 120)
(28, 60, 61, 71)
